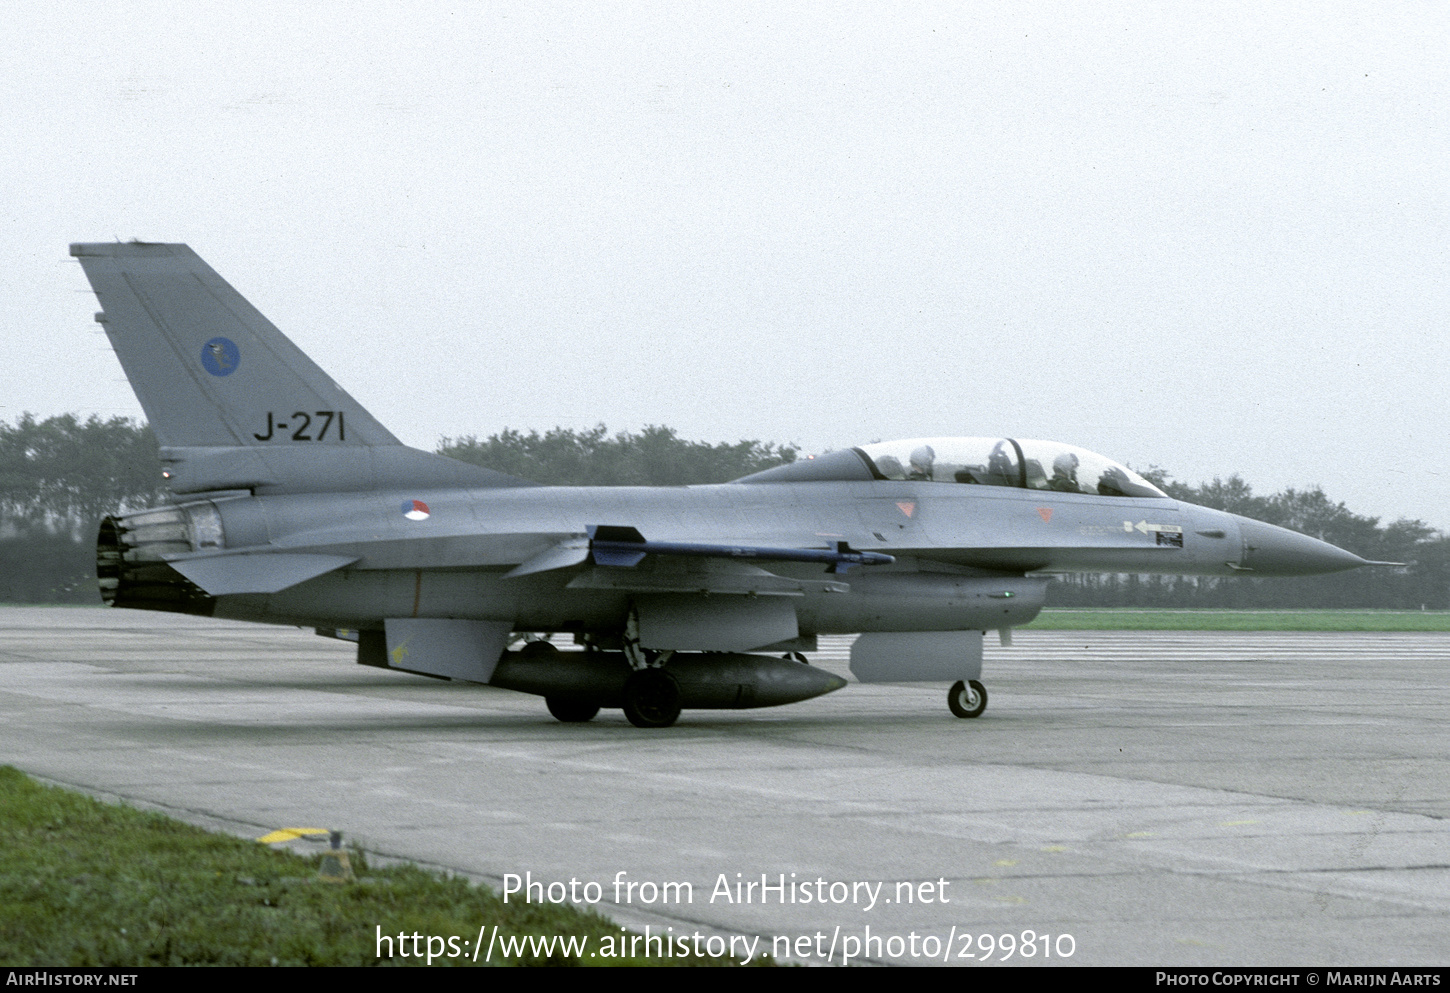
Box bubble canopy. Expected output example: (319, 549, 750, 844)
(859, 438, 1166, 498)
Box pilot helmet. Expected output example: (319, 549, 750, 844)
(875, 454, 904, 478)
(908, 445, 935, 472)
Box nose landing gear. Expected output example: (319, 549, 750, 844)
(948, 679, 987, 718)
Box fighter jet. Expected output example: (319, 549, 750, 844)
(73, 242, 1386, 727)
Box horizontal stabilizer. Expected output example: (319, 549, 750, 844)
(168, 552, 357, 595)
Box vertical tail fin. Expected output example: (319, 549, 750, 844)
(72, 242, 398, 449)
(72, 242, 533, 494)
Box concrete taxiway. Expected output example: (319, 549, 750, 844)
(1, 606, 1446, 966)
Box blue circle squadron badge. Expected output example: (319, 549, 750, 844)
(201, 337, 240, 377)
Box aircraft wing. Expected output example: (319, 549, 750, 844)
(168, 552, 358, 595)
(566, 560, 850, 597)
(584, 525, 891, 570)
(504, 525, 889, 595)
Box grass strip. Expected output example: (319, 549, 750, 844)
(1023, 609, 1450, 631)
(0, 767, 749, 966)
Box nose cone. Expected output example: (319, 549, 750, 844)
(1233, 516, 1370, 576)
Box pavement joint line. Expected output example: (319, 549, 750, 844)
(6, 609, 1449, 964)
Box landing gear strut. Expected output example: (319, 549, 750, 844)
(948, 679, 987, 719)
(618, 608, 681, 728)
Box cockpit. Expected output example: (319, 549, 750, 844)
(860, 438, 1166, 497)
(737, 437, 1167, 498)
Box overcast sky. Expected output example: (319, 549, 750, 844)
(4, 3, 1447, 526)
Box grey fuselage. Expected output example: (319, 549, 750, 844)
(116, 475, 1356, 639)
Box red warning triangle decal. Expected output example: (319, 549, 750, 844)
(896, 501, 916, 518)
(1037, 507, 1053, 523)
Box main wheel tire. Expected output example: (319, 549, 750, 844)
(517, 640, 559, 658)
(546, 696, 600, 723)
(948, 679, 987, 718)
(622, 669, 682, 728)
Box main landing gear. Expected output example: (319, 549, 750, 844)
(621, 668, 682, 729)
(532, 612, 685, 728)
(619, 609, 681, 729)
(539, 665, 681, 728)
(948, 679, 988, 719)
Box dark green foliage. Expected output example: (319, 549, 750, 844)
(0, 413, 165, 532)
(0, 415, 164, 603)
(0, 767, 748, 966)
(437, 424, 798, 486)
(0, 528, 99, 603)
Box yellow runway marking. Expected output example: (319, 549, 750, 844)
(257, 827, 329, 844)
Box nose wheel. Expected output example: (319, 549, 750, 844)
(948, 679, 987, 718)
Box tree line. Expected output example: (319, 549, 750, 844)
(1, 413, 1445, 608)
(1049, 470, 1450, 609)
(0, 414, 168, 603)
(437, 425, 798, 486)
